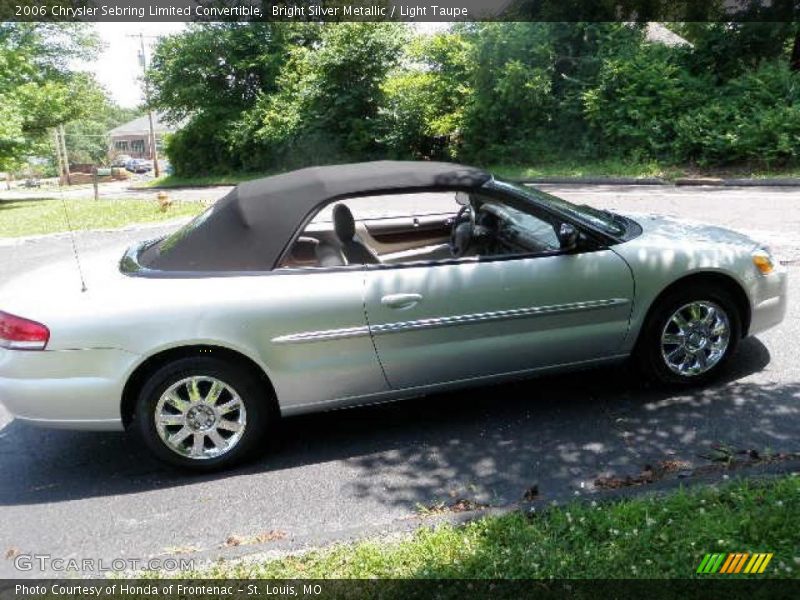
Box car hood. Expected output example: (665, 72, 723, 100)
(624, 212, 763, 249)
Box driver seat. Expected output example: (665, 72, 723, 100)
(331, 203, 381, 265)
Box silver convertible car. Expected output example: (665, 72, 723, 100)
(0, 162, 787, 469)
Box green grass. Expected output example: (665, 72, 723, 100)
(492, 160, 800, 181)
(0, 198, 205, 237)
(136, 160, 800, 188)
(137, 172, 276, 189)
(159, 474, 799, 579)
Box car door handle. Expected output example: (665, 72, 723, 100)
(381, 293, 422, 310)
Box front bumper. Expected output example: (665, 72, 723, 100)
(748, 267, 788, 336)
(0, 347, 139, 431)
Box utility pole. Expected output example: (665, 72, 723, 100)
(53, 129, 65, 186)
(53, 126, 71, 186)
(129, 33, 161, 177)
(59, 125, 71, 185)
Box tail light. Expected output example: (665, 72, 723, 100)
(0, 311, 50, 350)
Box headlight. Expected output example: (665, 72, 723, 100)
(752, 248, 776, 275)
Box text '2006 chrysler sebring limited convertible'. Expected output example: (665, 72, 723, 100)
(0, 162, 788, 469)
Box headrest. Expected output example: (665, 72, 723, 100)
(333, 203, 356, 241)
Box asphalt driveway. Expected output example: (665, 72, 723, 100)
(0, 184, 797, 577)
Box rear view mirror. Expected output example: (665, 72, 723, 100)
(455, 191, 470, 206)
(557, 223, 578, 250)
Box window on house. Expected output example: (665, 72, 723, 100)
(115, 141, 129, 151)
(130, 139, 146, 154)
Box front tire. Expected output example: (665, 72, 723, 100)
(638, 284, 741, 385)
(134, 357, 274, 470)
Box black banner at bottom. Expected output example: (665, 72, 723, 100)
(2, 579, 800, 600)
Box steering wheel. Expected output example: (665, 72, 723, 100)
(450, 203, 475, 257)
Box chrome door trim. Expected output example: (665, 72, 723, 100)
(271, 325, 371, 345)
(272, 298, 629, 344)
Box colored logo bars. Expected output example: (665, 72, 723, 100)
(697, 552, 774, 574)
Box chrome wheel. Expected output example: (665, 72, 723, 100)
(154, 376, 247, 460)
(660, 301, 730, 377)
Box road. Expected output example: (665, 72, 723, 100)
(0, 184, 798, 577)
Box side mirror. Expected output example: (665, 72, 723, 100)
(557, 223, 578, 250)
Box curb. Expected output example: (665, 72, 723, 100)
(168, 458, 800, 575)
(518, 176, 800, 187)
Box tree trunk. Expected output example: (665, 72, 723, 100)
(791, 28, 800, 72)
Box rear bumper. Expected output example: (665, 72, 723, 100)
(748, 268, 788, 336)
(0, 347, 138, 431)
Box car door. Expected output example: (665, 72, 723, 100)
(363, 232, 634, 391)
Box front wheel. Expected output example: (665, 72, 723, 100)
(639, 285, 741, 385)
(134, 357, 274, 470)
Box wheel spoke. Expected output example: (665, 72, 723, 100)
(701, 305, 717, 326)
(671, 312, 689, 332)
(187, 378, 202, 403)
(204, 380, 224, 405)
(689, 303, 703, 322)
(696, 349, 708, 370)
(190, 433, 205, 456)
(217, 398, 242, 415)
(218, 419, 243, 433)
(165, 392, 189, 413)
(168, 427, 192, 446)
(207, 430, 226, 449)
(666, 346, 684, 362)
(662, 333, 684, 345)
(157, 413, 186, 426)
(711, 323, 728, 337)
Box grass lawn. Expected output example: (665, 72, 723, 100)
(162, 474, 798, 579)
(137, 172, 274, 189)
(138, 160, 800, 188)
(0, 198, 205, 238)
(491, 160, 800, 181)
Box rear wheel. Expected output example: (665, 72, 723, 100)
(134, 357, 275, 470)
(639, 284, 741, 385)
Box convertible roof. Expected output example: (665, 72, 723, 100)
(138, 161, 490, 272)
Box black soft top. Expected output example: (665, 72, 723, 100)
(138, 161, 490, 272)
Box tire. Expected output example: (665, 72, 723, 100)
(638, 284, 741, 386)
(133, 356, 276, 471)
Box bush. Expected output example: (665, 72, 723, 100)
(674, 63, 800, 165)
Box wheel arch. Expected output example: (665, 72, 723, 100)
(121, 344, 276, 428)
(635, 271, 752, 348)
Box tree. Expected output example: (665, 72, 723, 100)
(147, 23, 308, 174)
(0, 23, 101, 171)
(252, 22, 406, 167)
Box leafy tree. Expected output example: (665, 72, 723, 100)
(149, 23, 311, 174)
(380, 30, 472, 159)
(248, 23, 406, 169)
(0, 23, 101, 171)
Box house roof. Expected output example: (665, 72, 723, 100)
(108, 113, 175, 137)
(138, 161, 490, 272)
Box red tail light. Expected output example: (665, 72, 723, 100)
(0, 311, 50, 350)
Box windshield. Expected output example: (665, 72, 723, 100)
(489, 179, 626, 237)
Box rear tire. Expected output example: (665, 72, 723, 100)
(133, 356, 275, 471)
(638, 284, 741, 385)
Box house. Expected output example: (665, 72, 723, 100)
(108, 113, 176, 159)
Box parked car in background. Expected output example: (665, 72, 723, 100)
(125, 159, 154, 174)
(0, 162, 787, 470)
(112, 154, 132, 168)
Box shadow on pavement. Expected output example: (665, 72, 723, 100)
(1, 337, 794, 511)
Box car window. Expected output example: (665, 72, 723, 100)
(279, 190, 563, 270)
